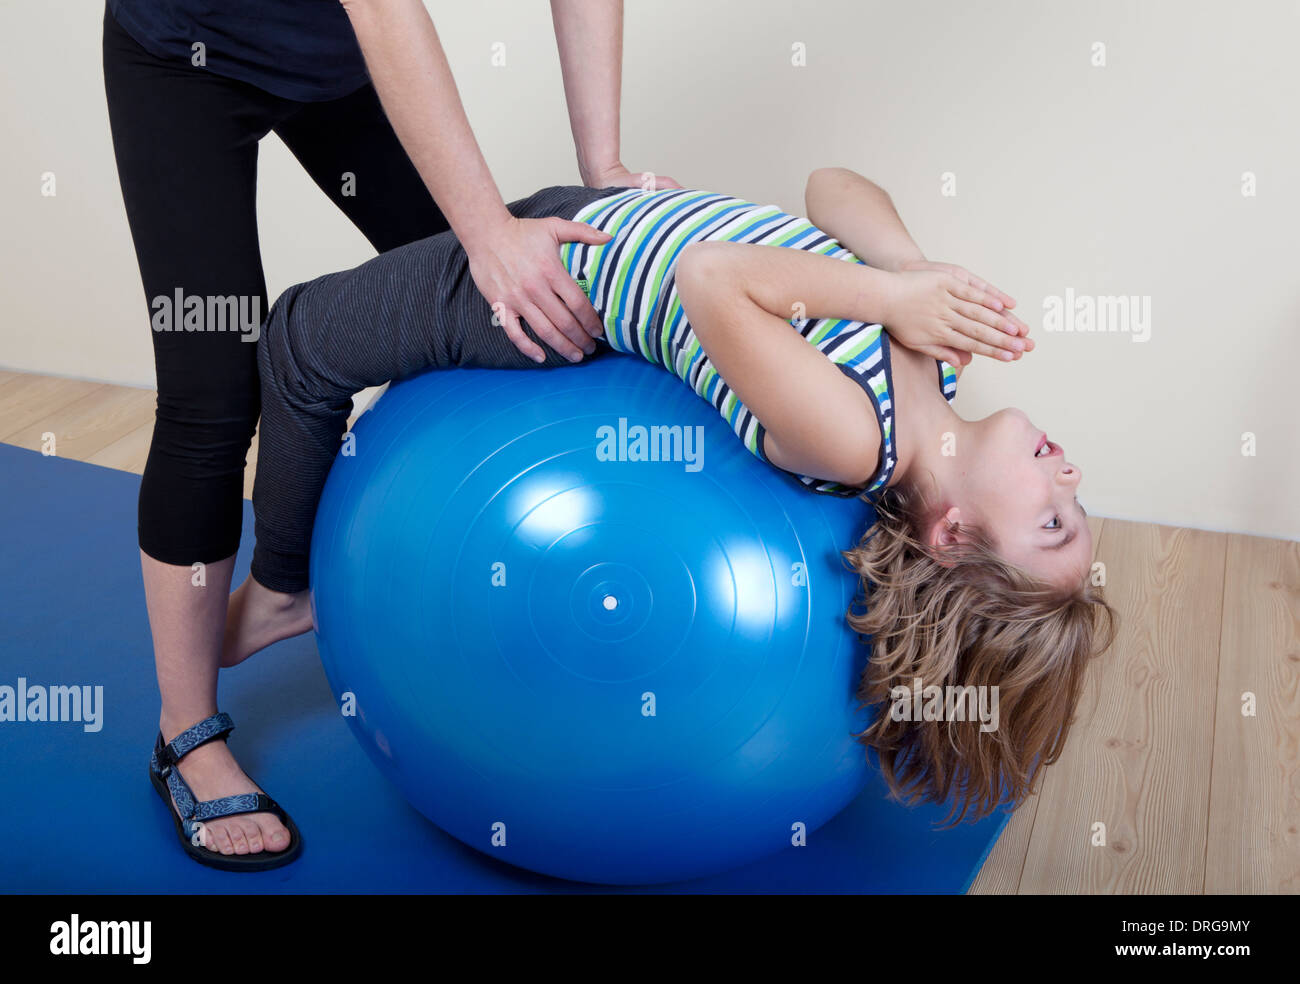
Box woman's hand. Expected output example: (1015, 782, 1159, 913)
(464, 214, 613, 364)
(881, 265, 1034, 366)
(581, 161, 682, 191)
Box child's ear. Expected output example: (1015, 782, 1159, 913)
(926, 506, 965, 568)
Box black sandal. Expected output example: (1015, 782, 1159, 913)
(148, 711, 303, 871)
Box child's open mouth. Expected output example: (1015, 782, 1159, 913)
(1034, 434, 1062, 458)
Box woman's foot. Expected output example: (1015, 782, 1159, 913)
(159, 716, 292, 857)
(221, 577, 313, 668)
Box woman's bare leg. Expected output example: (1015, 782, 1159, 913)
(143, 552, 291, 856)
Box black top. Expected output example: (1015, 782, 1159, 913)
(108, 0, 369, 102)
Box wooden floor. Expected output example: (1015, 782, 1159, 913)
(4, 368, 1298, 894)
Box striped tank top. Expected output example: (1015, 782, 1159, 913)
(560, 187, 958, 496)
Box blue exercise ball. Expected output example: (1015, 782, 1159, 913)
(310, 354, 874, 885)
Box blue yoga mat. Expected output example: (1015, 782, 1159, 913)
(0, 443, 1012, 893)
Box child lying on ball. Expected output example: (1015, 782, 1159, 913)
(235, 170, 1116, 824)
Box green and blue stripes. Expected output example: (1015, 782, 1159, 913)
(562, 187, 957, 496)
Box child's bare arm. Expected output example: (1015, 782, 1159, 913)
(674, 241, 1031, 483)
(804, 167, 1031, 347)
(674, 241, 882, 485)
(804, 167, 926, 273)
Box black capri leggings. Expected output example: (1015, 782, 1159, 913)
(102, 3, 448, 568)
(251, 184, 619, 594)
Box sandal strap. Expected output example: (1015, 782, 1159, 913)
(165, 766, 199, 822)
(157, 712, 235, 768)
(191, 792, 278, 824)
(158, 756, 281, 839)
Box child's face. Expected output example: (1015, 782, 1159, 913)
(960, 408, 1093, 591)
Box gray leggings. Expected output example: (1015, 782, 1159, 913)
(250, 184, 619, 593)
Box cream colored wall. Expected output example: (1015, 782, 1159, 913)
(1, 0, 1296, 539)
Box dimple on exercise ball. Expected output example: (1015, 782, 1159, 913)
(310, 354, 875, 885)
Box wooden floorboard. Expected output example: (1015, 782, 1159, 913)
(2, 384, 157, 462)
(0, 374, 110, 442)
(84, 420, 154, 474)
(1019, 520, 1227, 892)
(1204, 534, 1300, 893)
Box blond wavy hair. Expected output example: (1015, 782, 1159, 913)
(844, 484, 1117, 825)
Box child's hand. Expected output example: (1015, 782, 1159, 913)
(895, 259, 1030, 333)
(881, 265, 1033, 366)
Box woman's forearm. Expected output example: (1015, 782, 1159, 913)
(550, 0, 623, 185)
(804, 167, 925, 272)
(340, 0, 510, 251)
